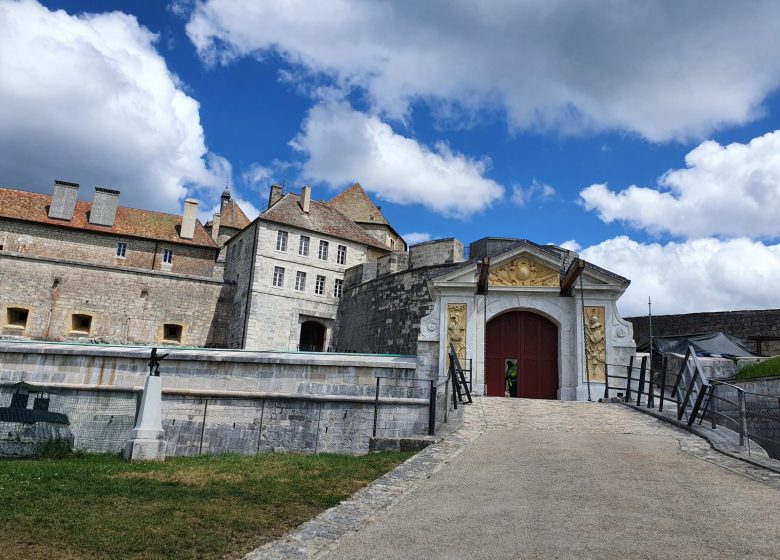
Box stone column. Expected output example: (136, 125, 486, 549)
(124, 374, 166, 461)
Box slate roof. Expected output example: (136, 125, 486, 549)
(260, 193, 390, 250)
(0, 187, 217, 248)
(327, 183, 389, 225)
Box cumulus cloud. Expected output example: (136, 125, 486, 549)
(0, 0, 224, 212)
(402, 232, 432, 246)
(577, 236, 780, 316)
(580, 131, 780, 239)
(186, 0, 780, 140)
(511, 180, 555, 207)
(290, 102, 504, 217)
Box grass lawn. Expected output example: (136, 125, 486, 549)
(735, 356, 780, 380)
(0, 451, 413, 559)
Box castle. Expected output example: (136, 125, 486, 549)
(0, 179, 635, 400)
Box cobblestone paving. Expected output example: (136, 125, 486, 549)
(244, 398, 780, 559)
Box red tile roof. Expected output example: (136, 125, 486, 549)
(217, 198, 250, 230)
(0, 187, 217, 248)
(327, 182, 389, 225)
(260, 193, 390, 250)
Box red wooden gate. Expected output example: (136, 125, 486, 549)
(486, 311, 558, 399)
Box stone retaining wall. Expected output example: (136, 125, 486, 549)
(0, 341, 456, 456)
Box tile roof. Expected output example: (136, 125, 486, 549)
(327, 183, 389, 225)
(260, 193, 390, 250)
(219, 198, 250, 230)
(0, 187, 217, 248)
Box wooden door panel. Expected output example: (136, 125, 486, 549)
(486, 311, 558, 399)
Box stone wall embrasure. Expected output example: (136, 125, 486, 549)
(0, 252, 232, 347)
(0, 341, 443, 456)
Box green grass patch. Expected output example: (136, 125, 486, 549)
(0, 451, 412, 559)
(735, 356, 780, 380)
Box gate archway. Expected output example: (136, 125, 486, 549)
(486, 310, 558, 399)
(299, 321, 326, 352)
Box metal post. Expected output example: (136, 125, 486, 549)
(710, 385, 717, 429)
(198, 398, 209, 456)
(603, 363, 610, 400)
(372, 377, 381, 438)
(625, 355, 634, 402)
(658, 356, 668, 412)
(428, 380, 436, 436)
(647, 356, 655, 409)
(636, 356, 647, 407)
(738, 389, 747, 448)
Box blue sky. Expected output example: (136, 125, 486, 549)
(2, 0, 780, 315)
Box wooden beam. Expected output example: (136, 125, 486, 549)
(476, 257, 490, 295)
(561, 258, 585, 296)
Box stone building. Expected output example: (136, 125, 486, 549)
(326, 183, 406, 251)
(0, 180, 231, 347)
(225, 185, 393, 351)
(205, 187, 251, 263)
(335, 237, 636, 400)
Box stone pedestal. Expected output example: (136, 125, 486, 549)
(124, 374, 166, 462)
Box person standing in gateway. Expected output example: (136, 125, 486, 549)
(505, 359, 518, 397)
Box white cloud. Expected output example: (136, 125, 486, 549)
(402, 232, 432, 246)
(577, 236, 780, 316)
(559, 240, 582, 252)
(290, 102, 504, 217)
(511, 180, 555, 206)
(580, 131, 780, 239)
(241, 163, 273, 189)
(0, 0, 224, 212)
(186, 1, 780, 141)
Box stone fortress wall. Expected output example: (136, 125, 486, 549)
(626, 309, 780, 356)
(0, 251, 232, 347)
(333, 239, 466, 355)
(0, 341, 450, 456)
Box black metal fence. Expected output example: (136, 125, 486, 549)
(603, 347, 780, 460)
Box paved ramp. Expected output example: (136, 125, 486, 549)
(250, 398, 780, 559)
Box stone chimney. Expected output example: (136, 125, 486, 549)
(268, 184, 283, 209)
(48, 180, 79, 221)
(89, 187, 120, 227)
(181, 199, 198, 240)
(301, 186, 311, 214)
(211, 212, 221, 242)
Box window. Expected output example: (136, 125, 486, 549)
(334, 278, 343, 298)
(70, 313, 92, 334)
(162, 249, 173, 264)
(276, 230, 288, 251)
(272, 266, 285, 287)
(162, 323, 183, 344)
(295, 271, 306, 291)
(5, 307, 29, 329)
(116, 242, 127, 258)
(315, 275, 326, 295)
(337, 244, 347, 265)
(318, 240, 329, 260)
(299, 235, 310, 256)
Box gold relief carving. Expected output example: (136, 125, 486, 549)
(584, 306, 606, 382)
(488, 256, 559, 288)
(446, 304, 467, 364)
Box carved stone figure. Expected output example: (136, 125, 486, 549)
(584, 306, 606, 382)
(447, 304, 467, 364)
(488, 256, 559, 288)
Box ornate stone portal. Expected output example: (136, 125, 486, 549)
(446, 304, 467, 364)
(488, 256, 559, 288)
(584, 306, 606, 382)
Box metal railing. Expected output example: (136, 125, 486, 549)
(371, 376, 438, 438)
(603, 347, 780, 459)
